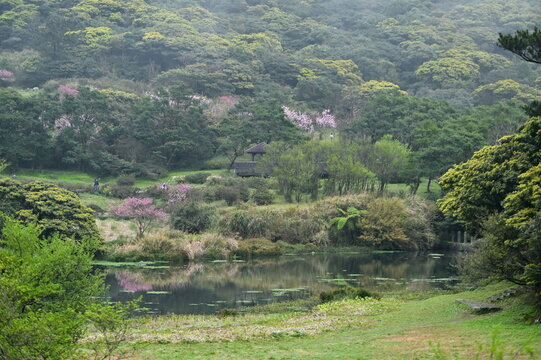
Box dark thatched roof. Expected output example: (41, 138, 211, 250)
(246, 142, 267, 154)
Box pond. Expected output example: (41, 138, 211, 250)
(103, 251, 460, 315)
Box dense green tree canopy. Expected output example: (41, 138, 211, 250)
(0, 0, 539, 103)
(438, 116, 541, 232)
(0, 179, 99, 241)
(438, 116, 541, 290)
(0, 0, 538, 183)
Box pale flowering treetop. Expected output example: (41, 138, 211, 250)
(55, 115, 72, 129)
(282, 106, 336, 132)
(315, 109, 337, 129)
(282, 106, 313, 132)
(111, 197, 167, 238)
(0, 69, 14, 82)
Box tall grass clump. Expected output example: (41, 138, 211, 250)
(105, 230, 237, 261)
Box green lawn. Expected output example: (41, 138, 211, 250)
(14, 169, 110, 184)
(97, 282, 540, 360)
(386, 178, 442, 199)
(10, 169, 227, 187)
(8, 169, 441, 201)
(78, 193, 121, 209)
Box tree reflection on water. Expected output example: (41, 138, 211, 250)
(105, 252, 458, 314)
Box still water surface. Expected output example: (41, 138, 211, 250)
(104, 251, 459, 315)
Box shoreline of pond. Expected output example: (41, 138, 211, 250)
(83, 282, 538, 359)
(99, 250, 461, 315)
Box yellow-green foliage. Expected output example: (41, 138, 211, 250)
(504, 164, 541, 228)
(260, 7, 299, 31)
(416, 56, 480, 84)
(142, 31, 165, 41)
(0, 3, 38, 29)
(357, 197, 409, 249)
(66, 27, 113, 49)
(306, 58, 362, 84)
(230, 33, 282, 56)
(438, 116, 541, 290)
(473, 79, 541, 105)
(353, 80, 407, 98)
(178, 6, 218, 26)
(297, 67, 319, 80)
(416, 48, 512, 85)
(98, 88, 139, 101)
(0, 179, 100, 241)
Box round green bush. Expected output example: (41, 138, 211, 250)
(170, 202, 216, 234)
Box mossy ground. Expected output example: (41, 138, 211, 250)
(87, 282, 540, 360)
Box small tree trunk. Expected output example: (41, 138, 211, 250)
(227, 151, 240, 171)
(410, 176, 421, 195)
(310, 181, 319, 201)
(427, 177, 432, 193)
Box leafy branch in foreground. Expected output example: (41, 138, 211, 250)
(0, 159, 9, 174)
(498, 27, 541, 64)
(84, 298, 142, 360)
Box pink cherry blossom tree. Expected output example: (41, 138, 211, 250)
(315, 109, 337, 129)
(58, 84, 79, 96)
(282, 106, 337, 133)
(0, 69, 14, 82)
(111, 198, 167, 238)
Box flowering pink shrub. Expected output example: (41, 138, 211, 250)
(0, 69, 14, 82)
(167, 184, 193, 208)
(111, 197, 167, 238)
(58, 84, 79, 96)
(282, 106, 337, 132)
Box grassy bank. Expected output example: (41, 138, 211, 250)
(94, 287, 537, 358)
(87, 282, 539, 359)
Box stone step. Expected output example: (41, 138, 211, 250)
(456, 299, 502, 313)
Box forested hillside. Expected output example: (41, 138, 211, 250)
(0, 0, 539, 179)
(1, 2, 541, 357)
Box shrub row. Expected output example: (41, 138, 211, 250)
(219, 194, 437, 250)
